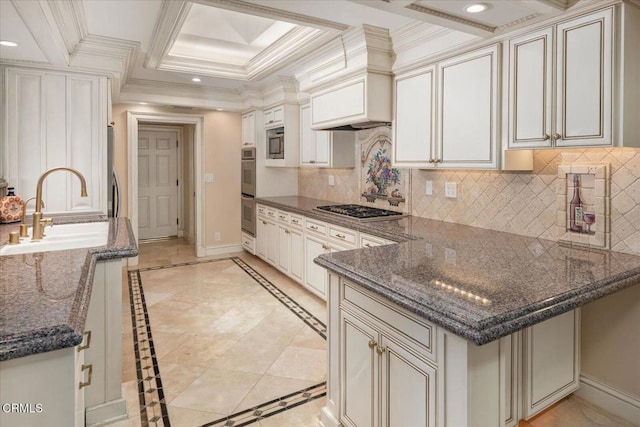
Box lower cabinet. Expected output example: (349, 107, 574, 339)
(289, 226, 304, 283)
(340, 310, 436, 427)
(304, 233, 329, 298)
(256, 216, 267, 258)
(266, 219, 278, 266)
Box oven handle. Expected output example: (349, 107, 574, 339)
(241, 194, 255, 200)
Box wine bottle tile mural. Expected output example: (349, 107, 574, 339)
(557, 164, 610, 249)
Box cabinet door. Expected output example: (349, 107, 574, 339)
(289, 227, 304, 283)
(437, 45, 499, 169)
(256, 218, 268, 259)
(266, 220, 278, 266)
(393, 66, 436, 168)
(340, 311, 379, 427)
(522, 309, 580, 418)
(555, 9, 612, 147)
(278, 224, 290, 273)
(272, 105, 284, 125)
(242, 112, 255, 146)
(380, 335, 436, 427)
(304, 234, 328, 299)
(300, 104, 316, 165)
(263, 108, 274, 127)
(314, 130, 331, 166)
(508, 28, 553, 148)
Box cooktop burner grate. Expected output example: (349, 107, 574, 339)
(315, 204, 405, 220)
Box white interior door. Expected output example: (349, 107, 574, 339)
(138, 128, 179, 240)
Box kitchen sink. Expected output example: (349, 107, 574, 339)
(0, 222, 109, 256)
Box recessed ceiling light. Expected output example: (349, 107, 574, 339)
(139, 102, 148, 105)
(192, 77, 202, 82)
(216, 108, 223, 111)
(0, 40, 19, 47)
(465, 3, 488, 13)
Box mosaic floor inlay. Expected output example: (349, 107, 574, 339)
(128, 256, 327, 427)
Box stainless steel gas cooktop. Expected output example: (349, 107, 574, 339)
(315, 204, 406, 221)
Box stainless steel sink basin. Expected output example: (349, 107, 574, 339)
(1, 222, 109, 256)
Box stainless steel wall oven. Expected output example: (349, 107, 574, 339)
(241, 147, 256, 236)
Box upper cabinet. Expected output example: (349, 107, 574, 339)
(242, 111, 256, 147)
(263, 103, 299, 167)
(3, 67, 108, 215)
(300, 104, 355, 168)
(393, 45, 499, 169)
(509, 6, 639, 149)
(263, 105, 284, 129)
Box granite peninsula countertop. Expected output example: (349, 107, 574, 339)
(0, 217, 138, 361)
(257, 196, 640, 345)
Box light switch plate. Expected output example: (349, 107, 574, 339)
(204, 174, 214, 183)
(445, 182, 457, 198)
(328, 175, 335, 186)
(425, 180, 433, 196)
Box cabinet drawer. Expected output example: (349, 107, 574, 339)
(276, 211, 289, 224)
(289, 214, 304, 229)
(242, 232, 255, 254)
(360, 233, 387, 248)
(257, 204, 267, 217)
(328, 224, 357, 247)
(266, 207, 277, 220)
(306, 219, 327, 235)
(341, 280, 435, 361)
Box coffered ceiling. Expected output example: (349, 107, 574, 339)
(0, 0, 591, 110)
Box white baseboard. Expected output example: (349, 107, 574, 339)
(576, 373, 640, 425)
(203, 244, 243, 257)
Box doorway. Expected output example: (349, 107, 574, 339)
(127, 112, 205, 266)
(138, 125, 181, 240)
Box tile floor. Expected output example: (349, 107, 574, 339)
(111, 238, 636, 427)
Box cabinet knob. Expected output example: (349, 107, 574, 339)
(262, 221, 267, 225)
(368, 339, 377, 349)
(285, 230, 290, 234)
(309, 160, 316, 164)
(364, 243, 372, 248)
(553, 133, 562, 140)
(336, 233, 345, 239)
(543, 134, 550, 141)
(376, 346, 386, 355)
(428, 158, 435, 163)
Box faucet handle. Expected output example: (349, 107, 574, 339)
(40, 217, 53, 229)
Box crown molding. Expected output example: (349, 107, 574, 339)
(192, 0, 349, 31)
(119, 78, 243, 110)
(145, 0, 191, 70)
(46, 0, 88, 54)
(404, 3, 496, 34)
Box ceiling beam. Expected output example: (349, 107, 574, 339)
(10, 0, 71, 66)
(145, 0, 191, 70)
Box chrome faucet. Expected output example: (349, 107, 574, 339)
(19, 197, 45, 238)
(32, 167, 88, 240)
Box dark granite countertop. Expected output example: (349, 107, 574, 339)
(257, 196, 640, 345)
(0, 217, 138, 361)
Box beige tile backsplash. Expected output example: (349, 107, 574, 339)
(299, 140, 640, 256)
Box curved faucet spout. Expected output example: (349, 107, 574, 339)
(32, 167, 88, 240)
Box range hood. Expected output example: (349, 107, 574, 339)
(321, 121, 391, 131)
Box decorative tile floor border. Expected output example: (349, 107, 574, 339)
(128, 256, 327, 427)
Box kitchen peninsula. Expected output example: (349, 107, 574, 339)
(0, 217, 137, 427)
(255, 196, 640, 427)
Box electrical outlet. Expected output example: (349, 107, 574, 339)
(328, 175, 335, 186)
(204, 174, 214, 183)
(425, 180, 433, 196)
(445, 182, 457, 198)
(445, 248, 457, 264)
(214, 232, 221, 241)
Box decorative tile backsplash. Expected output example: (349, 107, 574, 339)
(298, 131, 640, 256)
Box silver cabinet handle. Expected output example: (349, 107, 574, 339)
(364, 243, 372, 248)
(79, 364, 93, 389)
(78, 330, 92, 352)
(279, 215, 286, 219)
(310, 160, 316, 164)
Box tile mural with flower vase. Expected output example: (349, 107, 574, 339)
(360, 133, 406, 209)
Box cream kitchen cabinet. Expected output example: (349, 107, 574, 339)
(242, 231, 256, 255)
(3, 67, 108, 215)
(263, 104, 284, 128)
(83, 258, 127, 426)
(393, 45, 499, 169)
(242, 111, 256, 147)
(304, 218, 330, 299)
(256, 217, 268, 259)
(263, 104, 300, 167)
(300, 103, 356, 168)
(509, 9, 613, 148)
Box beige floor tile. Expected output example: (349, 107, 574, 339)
(258, 396, 326, 427)
(267, 346, 327, 382)
(160, 333, 244, 367)
(530, 395, 636, 427)
(235, 375, 318, 413)
(170, 368, 262, 415)
(205, 336, 287, 375)
(121, 380, 141, 421)
(148, 331, 190, 359)
(166, 405, 224, 426)
(157, 362, 207, 404)
(290, 327, 327, 350)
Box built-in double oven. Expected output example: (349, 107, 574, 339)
(241, 147, 256, 236)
